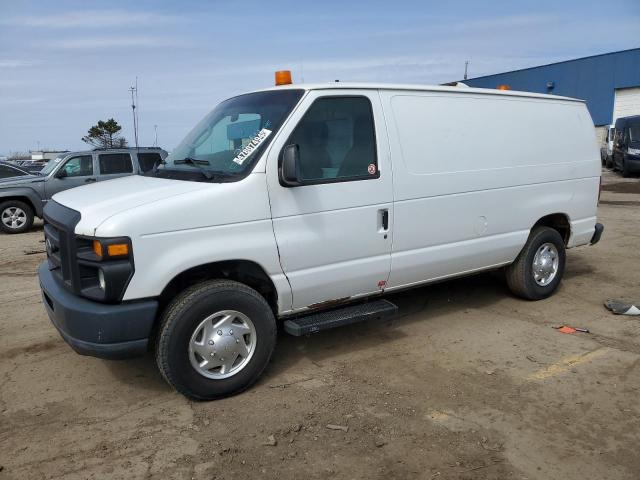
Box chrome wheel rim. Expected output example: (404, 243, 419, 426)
(1, 207, 27, 229)
(188, 310, 257, 379)
(532, 243, 559, 286)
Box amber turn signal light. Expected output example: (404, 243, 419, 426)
(497, 84, 510, 91)
(93, 240, 129, 258)
(93, 240, 103, 258)
(107, 243, 129, 257)
(275, 70, 292, 86)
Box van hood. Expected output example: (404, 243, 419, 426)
(52, 175, 210, 234)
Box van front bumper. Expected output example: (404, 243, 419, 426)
(625, 153, 640, 171)
(38, 262, 158, 359)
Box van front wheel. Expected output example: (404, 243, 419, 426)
(505, 227, 566, 300)
(155, 280, 277, 400)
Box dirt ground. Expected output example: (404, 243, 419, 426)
(1, 169, 639, 480)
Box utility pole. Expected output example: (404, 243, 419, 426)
(153, 124, 158, 147)
(464, 61, 469, 80)
(129, 77, 139, 149)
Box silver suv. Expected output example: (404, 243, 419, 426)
(0, 147, 167, 233)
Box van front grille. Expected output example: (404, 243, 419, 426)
(43, 201, 81, 293)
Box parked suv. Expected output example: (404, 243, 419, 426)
(0, 147, 167, 233)
(612, 115, 640, 176)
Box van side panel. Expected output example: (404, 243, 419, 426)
(381, 90, 600, 290)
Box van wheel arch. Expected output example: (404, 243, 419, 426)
(532, 213, 571, 245)
(155, 260, 279, 323)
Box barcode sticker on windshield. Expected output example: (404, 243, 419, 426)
(232, 128, 272, 165)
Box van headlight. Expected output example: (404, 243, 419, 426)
(76, 236, 134, 303)
(628, 147, 640, 156)
(98, 269, 106, 291)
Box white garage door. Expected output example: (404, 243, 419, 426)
(614, 87, 640, 121)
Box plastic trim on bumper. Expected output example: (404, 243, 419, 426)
(38, 262, 158, 359)
(591, 223, 604, 245)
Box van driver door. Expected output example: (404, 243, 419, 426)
(266, 90, 393, 312)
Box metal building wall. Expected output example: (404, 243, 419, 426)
(463, 48, 640, 126)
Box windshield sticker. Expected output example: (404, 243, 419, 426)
(232, 128, 272, 165)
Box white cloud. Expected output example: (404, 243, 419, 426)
(39, 35, 192, 50)
(0, 60, 34, 68)
(1, 9, 181, 29)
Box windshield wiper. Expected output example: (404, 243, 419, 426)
(173, 157, 213, 179)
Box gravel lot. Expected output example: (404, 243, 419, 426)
(1, 169, 639, 480)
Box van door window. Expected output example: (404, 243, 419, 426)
(61, 156, 93, 177)
(288, 96, 378, 183)
(99, 153, 133, 174)
(137, 152, 162, 172)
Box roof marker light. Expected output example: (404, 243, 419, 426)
(275, 70, 292, 86)
(497, 84, 510, 91)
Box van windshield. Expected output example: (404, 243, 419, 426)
(157, 89, 304, 181)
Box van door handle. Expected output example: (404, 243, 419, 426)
(380, 209, 389, 231)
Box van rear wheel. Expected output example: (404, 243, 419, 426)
(505, 226, 566, 300)
(155, 280, 277, 400)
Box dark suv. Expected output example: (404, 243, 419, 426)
(613, 115, 640, 177)
(0, 147, 167, 233)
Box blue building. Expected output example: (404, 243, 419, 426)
(463, 48, 640, 138)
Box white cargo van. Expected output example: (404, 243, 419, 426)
(39, 78, 603, 399)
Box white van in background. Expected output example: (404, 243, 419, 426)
(39, 78, 603, 400)
(603, 124, 615, 168)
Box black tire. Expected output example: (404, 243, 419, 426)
(605, 156, 613, 169)
(505, 226, 566, 300)
(155, 279, 277, 400)
(0, 200, 34, 234)
(621, 157, 631, 178)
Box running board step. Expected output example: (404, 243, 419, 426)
(284, 299, 398, 336)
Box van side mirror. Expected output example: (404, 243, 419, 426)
(280, 144, 301, 187)
(55, 168, 67, 179)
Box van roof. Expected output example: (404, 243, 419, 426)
(615, 115, 640, 125)
(255, 82, 583, 103)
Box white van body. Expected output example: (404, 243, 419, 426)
(41, 83, 603, 398)
(53, 83, 600, 315)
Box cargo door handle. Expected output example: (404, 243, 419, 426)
(379, 209, 389, 231)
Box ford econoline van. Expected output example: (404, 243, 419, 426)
(38, 79, 604, 399)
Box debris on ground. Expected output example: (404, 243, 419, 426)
(554, 325, 590, 334)
(23, 249, 46, 255)
(326, 424, 349, 432)
(605, 299, 640, 316)
(263, 435, 277, 446)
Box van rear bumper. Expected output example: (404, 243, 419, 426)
(590, 223, 604, 245)
(38, 262, 157, 359)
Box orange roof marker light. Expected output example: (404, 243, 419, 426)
(275, 70, 293, 86)
(497, 84, 510, 91)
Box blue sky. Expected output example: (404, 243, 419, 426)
(1, 0, 638, 155)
